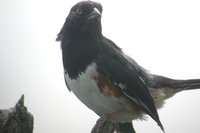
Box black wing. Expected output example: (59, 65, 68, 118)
(96, 37, 164, 131)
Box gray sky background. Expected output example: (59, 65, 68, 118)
(1, 0, 200, 133)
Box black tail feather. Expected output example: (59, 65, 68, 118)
(152, 75, 200, 90)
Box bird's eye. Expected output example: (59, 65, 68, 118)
(76, 8, 83, 15)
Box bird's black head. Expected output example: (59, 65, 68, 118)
(56, 1, 103, 41)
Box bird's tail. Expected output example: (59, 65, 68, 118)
(152, 75, 200, 90)
(149, 75, 200, 109)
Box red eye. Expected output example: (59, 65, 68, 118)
(76, 8, 83, 15)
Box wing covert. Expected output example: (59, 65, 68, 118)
(96, 38, 164, 131)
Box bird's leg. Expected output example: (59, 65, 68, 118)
(92, 110, 135, 133)
(116, 122, 136, 133)
(91, 115, 118, 133)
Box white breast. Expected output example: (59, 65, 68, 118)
(64, 63, 131, 116)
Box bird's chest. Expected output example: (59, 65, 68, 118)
(62, 40, 99, 79)
(64, 63, 132, 116)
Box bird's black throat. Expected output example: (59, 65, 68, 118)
(61, 36, 100, 79)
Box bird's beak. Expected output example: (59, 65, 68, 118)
(88, 7, 101, 20)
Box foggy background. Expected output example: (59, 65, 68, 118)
(0, 0, 200, 132)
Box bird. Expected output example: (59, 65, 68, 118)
(56, 1, 200, 133)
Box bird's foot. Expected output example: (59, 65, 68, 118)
(91, 115, 118, 133)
